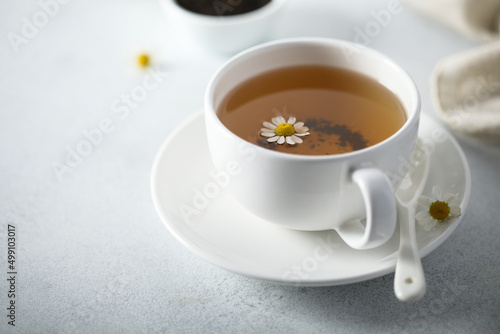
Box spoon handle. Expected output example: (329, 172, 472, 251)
(394, 204, 426, 301)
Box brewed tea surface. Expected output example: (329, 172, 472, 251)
(218, 65, 407, 155)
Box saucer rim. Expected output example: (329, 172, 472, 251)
(151, 112, 471, 286)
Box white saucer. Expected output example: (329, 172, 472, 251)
(151, 112, 471, 287)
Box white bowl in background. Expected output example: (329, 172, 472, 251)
(159, 0, 287, 55)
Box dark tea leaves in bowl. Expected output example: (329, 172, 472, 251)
(175, 0, 272, 16)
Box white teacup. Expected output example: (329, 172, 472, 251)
(205, 38, 420, 250)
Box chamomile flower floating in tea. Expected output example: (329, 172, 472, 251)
(260, 116, 310, 145)
(416, 186, 461, 231)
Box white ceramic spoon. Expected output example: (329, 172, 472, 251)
(394, 143, 430, 301)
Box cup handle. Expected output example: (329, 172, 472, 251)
(336, 168, 397, 250)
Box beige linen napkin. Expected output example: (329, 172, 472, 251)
(404, 0, 500, 139)
(432, 41, 500, 139)
(403, 0, 500, 42)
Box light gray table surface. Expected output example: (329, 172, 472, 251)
(1, 0, 499, 333)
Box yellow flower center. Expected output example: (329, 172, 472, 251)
(137, 54, 150, 68)
(275, 123, 295, 136)
(429, 201, 450, 221)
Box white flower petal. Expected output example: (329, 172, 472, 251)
(276, 116, 286, 124)
(290, 135, 303, 144)
(450, 205, 461, 217)
(286, 136, 295, 145)
(267, 136, 279, 143)
(277, 136, 286, 144)
(423, 215, 434, 225)
(261, 128, 275, 133)
(287, 117, 296, 125)
(443, 193, 457, 203)
(447, 196, 460, 205)
(294, 132, 310, 136)
(415, 210, 429, 221)
(423, 220, 436, 231)
(263, 121, 276, 129)
(417, 218, 428, 226)
(272, 117, 281, 126)
(432, 186, 441, 199)
(418, 196, 433, 207)
(294, 122, 304, 129)
(261, 132, 276, 137)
